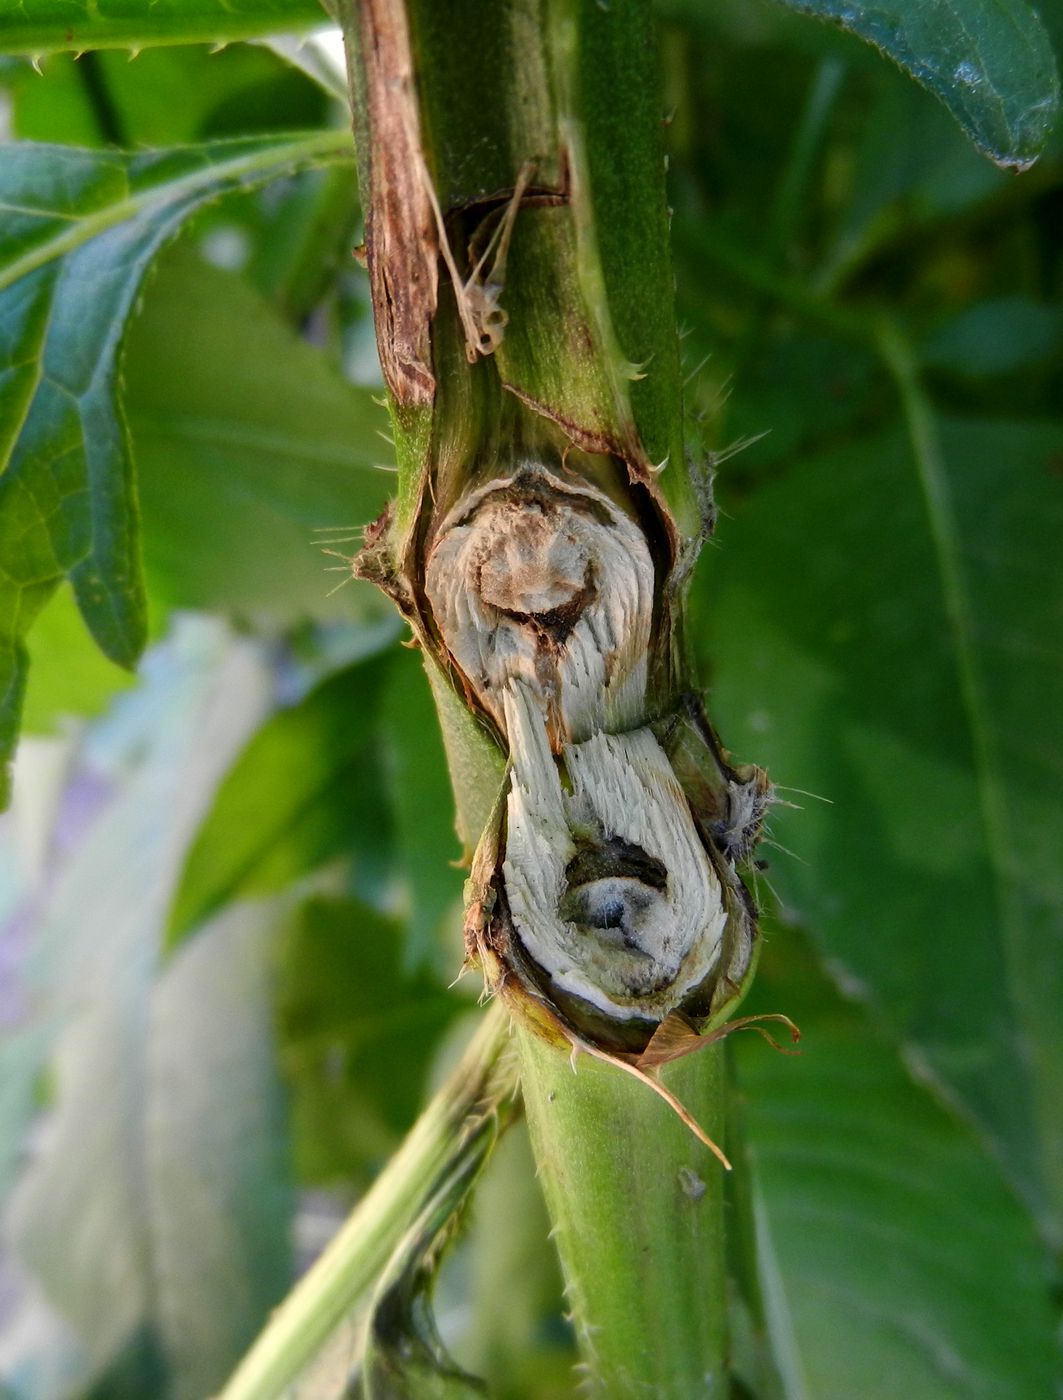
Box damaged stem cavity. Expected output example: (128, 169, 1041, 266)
(502, 681, 727, 1027)
(425, 465, 653, 747)
(432, 463, 754, 1043)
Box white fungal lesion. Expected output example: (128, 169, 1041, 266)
(425, 465, 653, 747)
(434, 462, 750, 1032)
(501, 680, 727, 1024)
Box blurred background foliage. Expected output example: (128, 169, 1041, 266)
(0, 1, 1061, 1396)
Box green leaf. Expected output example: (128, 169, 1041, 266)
(167, 649, 395, 950)
(124, 245, 392, 626)
(921, 297, 1063, 379)
(738, 926, 1059, 1398)
(772, 0, 1060, 169)
(697, 415, 1063, 1237)
(8, 45, 330, 147)
(0, 0, 326, 57)
(820, 65, 1008, 285)
(0, 129, 353, 802)
(20, 581, 134, 735)
(275, 896, 465, 1186)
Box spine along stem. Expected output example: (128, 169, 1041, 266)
(339, 1, 776, 1392)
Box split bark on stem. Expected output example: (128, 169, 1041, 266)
(339, 1, 773, 1392)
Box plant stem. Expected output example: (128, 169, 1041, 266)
(218, 1004, 514, 1400)
(340, 0, 753, 1389)
(519, 1027, 729, 1397)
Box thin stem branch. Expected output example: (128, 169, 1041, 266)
(218, 1003, 515, 1400)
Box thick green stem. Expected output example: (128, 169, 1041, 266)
(519, 1027, 729, 1397)
(218, 1005, 514, 1400)
(341, 0, 751, 1389)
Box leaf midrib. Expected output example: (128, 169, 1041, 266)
(0, 130, 352, 296)
(878, 321, 1036, 1139)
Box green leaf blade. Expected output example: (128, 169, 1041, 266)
(20, 582, 135, 733)
(123, 246, 392, 626)
(740, 929, 1060, 1399)
(275, 896, 465, 1184)
(698, 415, 1063, 1238)
(0, 130, 353, 799)
(774, 0, 1061, 168)
(167, 651, 395, 951)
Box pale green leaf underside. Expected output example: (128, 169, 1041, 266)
(147, 899, 296, 1400)
(774, 0, 1060, 168)
(0, 129, 352, 802)
(4, 621, 279, 1394)
(0, 0, 327, 56)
